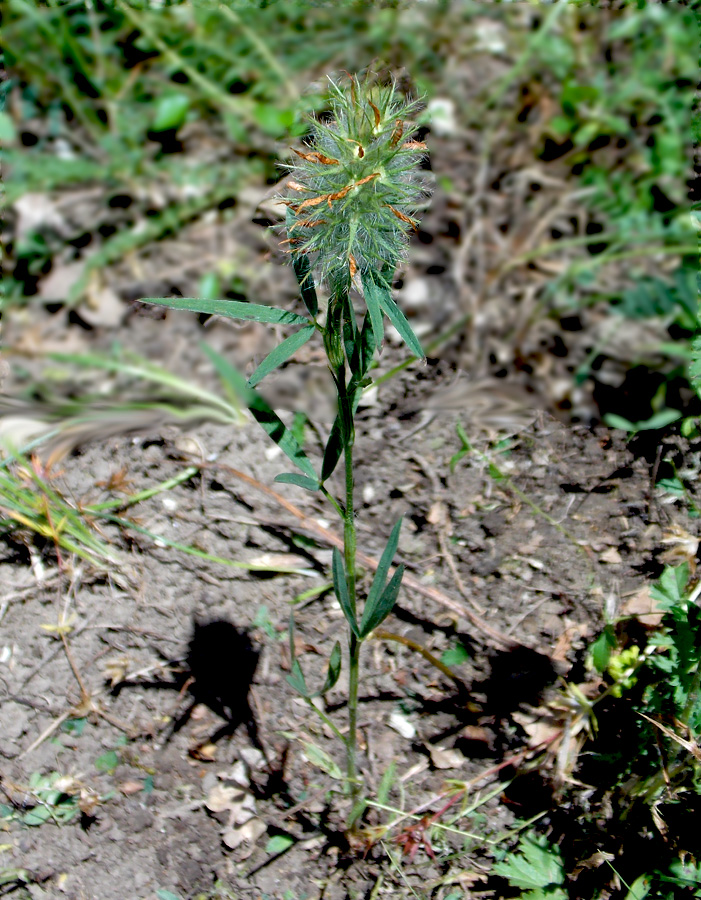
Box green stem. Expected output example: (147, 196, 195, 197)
(340, 360, 362, 809)
(324, 277, 363, 812)
(304, 697, 347, 745)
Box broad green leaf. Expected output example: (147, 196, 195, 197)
(440, 644, 470, 667)
(274, 473, 319, 492)
(248, 324, 315, 387)
(317, 641, 342, 695)
(156, 891, 184, 900)
(493, 833, 565, 892)
(590, 626, 617, 674)
(364, 519, 402, 615)
(359, 564, 404, 638)
(141, 296, 308, 326)
(265, 834, 295, 855)
(624, 875, 650, 900)
(301, 740, 344, 780)
(361, 270, 386, 351)
(650, 564, 689, 611)
(152, 93, 189, 131)
(95, 750, 119, 773)
(332, 547, 358, 637)
(23, 807, 53, 826)
(201, 343, 317, 481)
(373, 278, 424, 360)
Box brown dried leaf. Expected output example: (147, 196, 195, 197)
(428, 744, 465, 770)
(389, 119, 404, 148)
(118, 780, 144, 796)
(291, 148, 339, 165)
(296, 195, 329, 212)
(621, 585, 664, 628)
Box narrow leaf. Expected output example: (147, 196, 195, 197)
(365, 519, 402, 612)
(248, 324, 315, 387)
(141, 296, 309, 326)
(317, 641, 342, 695)
(286, 660, 308, 696)
(301, 740, 344, 780)
(342, 292, 359, 363)
(375, 282, 424, 360)
(359, 564, 404, 638)
(292, 253, 319, 318)
(287, 207, 318, 317)
(332, 547, 358, 637)
(274, 473, 320, 491)
(287, 613, 309, 697)
(321, 416, 344, 482)
(351, 314, 378, 383)
(201, 343, 317, 481)
(361, 270, 385, 351)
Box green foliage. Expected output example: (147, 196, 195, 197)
(493, 832, 567, 899)
(646, 564, 701, 732)
(690, 331, 701, 402)
(0, 772, 81, 828)
(587, 562, 701, 825)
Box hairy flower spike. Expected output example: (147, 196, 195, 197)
(285, 74, 429, 285)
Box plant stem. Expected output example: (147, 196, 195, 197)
(325, 279, 363, 810)
(340, 359, 362, 809)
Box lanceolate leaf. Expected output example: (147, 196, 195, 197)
(365, 519, 402, 612)
(201, 343, 317, 481)
(286, 658, 309, 697)
(321, 416, 344, 482)
(321, 388, 364, 482)
(350, 314, 377, 384)
(360, 270, 386, 351)
(141, 295, 309, 326)
(248, 324, 316, 387)
(287, 613, 309, 697)
(359, 519, 403, 638)
(376, 284, 424, 360)
(332, 547, 358, 637)
(359, 564, 404, 638)
(274, 473, 320, 491)
(292, 253, 319, 318)
(317, 641, 342, 695)
(286, 207, 320, 319)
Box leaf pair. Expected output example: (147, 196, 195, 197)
(333, 519, 404, 639)
(286, 613, 342, 699)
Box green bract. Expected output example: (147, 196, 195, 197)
(285, 75, 428, 287)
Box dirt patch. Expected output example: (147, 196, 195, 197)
(0, 357, 668, 898)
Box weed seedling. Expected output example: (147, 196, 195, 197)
(141, 73, 429, 819)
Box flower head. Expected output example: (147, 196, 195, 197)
(285, 74, 429, 287)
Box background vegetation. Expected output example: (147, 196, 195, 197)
(1, 1, 698, 898)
